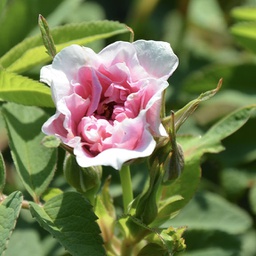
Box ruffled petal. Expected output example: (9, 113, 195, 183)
(40, 45, 101, 103)
(133, 40, 179, 80)
(74, 126, 156, 170)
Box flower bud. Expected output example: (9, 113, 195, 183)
(134, 160, 163, 225)
(163, 142, 184, 182)
(64, 154, 102, 203)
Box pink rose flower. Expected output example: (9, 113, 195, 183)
(41, 40, 178, 170)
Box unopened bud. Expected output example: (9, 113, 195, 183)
(64, 154, 102, 203)
(135, 161, 162, 225)
(163, 142, 184, 182)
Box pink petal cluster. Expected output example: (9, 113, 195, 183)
(41, 40, 178, 170)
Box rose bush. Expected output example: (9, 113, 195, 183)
(41, 40, 178, 169)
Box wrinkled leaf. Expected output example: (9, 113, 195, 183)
(167, 191, 252, 233)
(0, 69, 53, 107)
(5, 229, 43, 256)
(30, 192, 105, 256)
(0, 191, 23, 255)
(2, 103, 57, 201)
(182, 229, 241, 256)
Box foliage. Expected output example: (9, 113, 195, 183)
(0, 0, 256, 255)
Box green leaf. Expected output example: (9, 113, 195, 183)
(41, 188, 63, 202)
(41, 135, 61, 148)
(167, 191, 252, 233)
(0, 191, 23, 255)
(231, 7, 256, 22)
(0, 152, 6, 193)
(220, 167, 252, 200)
(30, 192, 105, 256)
(137, 243, 168, 256)
(163, 79, 222, 132)
(152, 157, 201, 227)
(216, 109, 256, 166)
(204, 104, 256, 141)
(182, 229, 241, 256)
(5, 229, 43, 256)
(0, 20, 132, 73)
(230, 22, 256, 54)
(181, 105, 256, 162)
(2, 103, 57, 201)
(153, 105, 256, 227)
(0, 69, 54, 107)
(240, 230, 256, 256)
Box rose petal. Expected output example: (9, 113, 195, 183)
(99, 41, 147, 81)
(133, 40, 179, 79)
(40, 45, 101, 103)
(41, 41, 178, 170)
(74, 126, 156, 170)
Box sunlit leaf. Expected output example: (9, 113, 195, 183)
(30, 192, 105, 256)
(167, 191, 252, 233)
(0, 69, 53, 107)
(231, 7, 256, 22)
(0, 20, 132, 73)
(153, 105, 256, 227)
(2, 103, 57, 201)
(5, 229, 43, 256)
(0, 191, 23, 255)
(230, 22, 256, 54)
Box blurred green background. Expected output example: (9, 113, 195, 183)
(0, 0, 256, 255)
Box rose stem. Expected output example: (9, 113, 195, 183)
(119, 164, 133, 214)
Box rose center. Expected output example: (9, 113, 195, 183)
(102, 102, 115, 120)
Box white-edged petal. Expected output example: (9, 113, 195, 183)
(74, 128, 156, 170)
(40, 45, 101, 103)
(133, 40, 179, 79)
